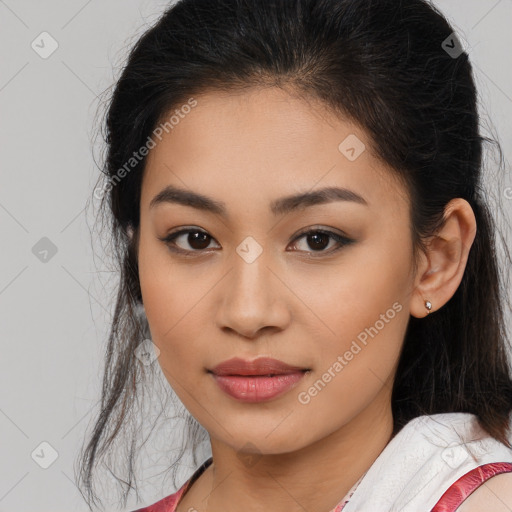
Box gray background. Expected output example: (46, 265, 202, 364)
(1, 1, 511, 511)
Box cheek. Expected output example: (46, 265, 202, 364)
(141, 279, 204, 364)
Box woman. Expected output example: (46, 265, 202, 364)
(77, 0, 512, 511)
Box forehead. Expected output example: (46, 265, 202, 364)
(141, 87, 407, 216)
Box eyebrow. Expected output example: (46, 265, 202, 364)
(149, 184, 368, 217)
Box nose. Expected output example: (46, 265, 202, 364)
(214, 251, 291, 340)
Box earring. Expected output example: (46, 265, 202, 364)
(134, 302, 146, 318)
(424, 299, 432, 315)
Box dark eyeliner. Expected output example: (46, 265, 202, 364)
(289, 228, 355, 256)
(158, 228, 216, 256)
(158, 227, 355, 256)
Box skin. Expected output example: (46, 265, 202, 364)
(136, 86, 479, 512)
(457, 473, 512, 512)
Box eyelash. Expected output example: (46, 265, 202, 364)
(159, 226, 355, 258)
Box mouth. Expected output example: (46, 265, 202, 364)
(207, 357, 311, 402)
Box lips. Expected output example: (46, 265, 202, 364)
(209, 356, 309, 376)
(208, 357, 310, 402)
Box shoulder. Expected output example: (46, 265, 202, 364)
(457, 472, 512, 512)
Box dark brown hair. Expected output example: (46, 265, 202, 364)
(76, 0, 512, 510)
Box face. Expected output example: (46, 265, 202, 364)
(137, 86, 416, 454)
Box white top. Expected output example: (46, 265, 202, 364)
(342, 412, 512, 512)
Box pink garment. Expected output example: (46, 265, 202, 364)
(131, 413, 512, 512)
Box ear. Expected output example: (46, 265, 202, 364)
(410, 198, 477, 318)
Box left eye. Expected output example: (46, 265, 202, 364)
(289, 229, 353, 254)
(159, 228, 354, 256)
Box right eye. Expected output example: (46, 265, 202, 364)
(159, 228, 221, 255)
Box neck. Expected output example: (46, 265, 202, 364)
(199, 392, 394, 512)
